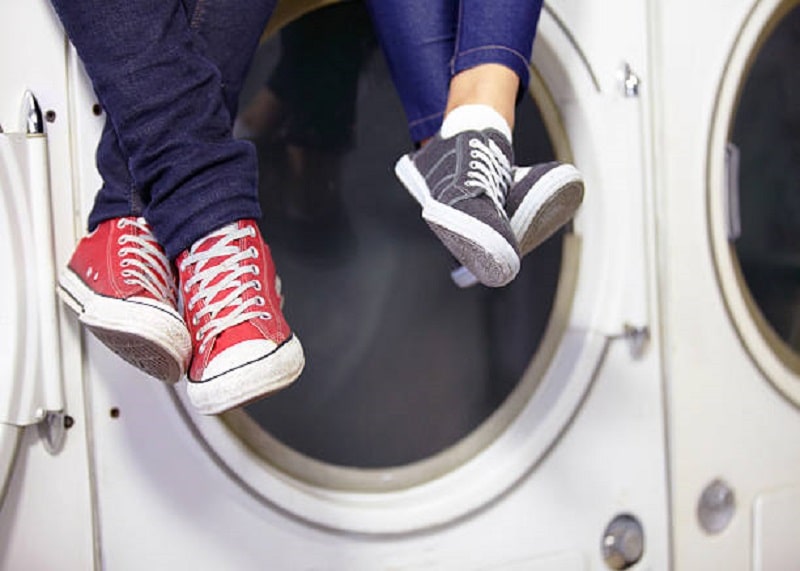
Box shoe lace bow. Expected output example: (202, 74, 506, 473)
(179, 224, 270, 353)
(117, 217, 178, 306)
(465, 137, 512, 215)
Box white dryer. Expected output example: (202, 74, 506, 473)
(2, 0, 796, 569)
(654, 0, 800, 569)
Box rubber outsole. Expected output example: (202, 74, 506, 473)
(186, 334, 305, 415)
(395, 155, 519, 287)
(510, 164, 584, 255)
(57, 269, 191, 383)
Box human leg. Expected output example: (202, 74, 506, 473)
(364, 1, 513, 285)
(49, 0, 265, 259)
(366, 0, 540, 141)
(88, 0, 273, 231)
(444, 65, 521, 133)
(439, 0, 543, 146)
(445, 1, 583, 285)
(53, 0, 305, 410)
(364, 0, 456, 143)
(368, 0, 583, 286)
(450, 0, 543, 106)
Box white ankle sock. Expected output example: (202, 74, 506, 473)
(440, 104, 512, 142)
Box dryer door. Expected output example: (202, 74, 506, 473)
(656, 0, 800, 567)
(75, 2, 665, 567)
(709, 0, 800, 404)
(172, 2, 653, 535)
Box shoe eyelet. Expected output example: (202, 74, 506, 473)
(116, 219, 126, 228)
(195, 332, 202, 341)
(251, 265, 260, 276)
(249, 246, 258, 258)
(253, 281, 262, 291)
(249, 227, 256, 237)
(260, 312, 272, 320)
(192, 316, 199, 326)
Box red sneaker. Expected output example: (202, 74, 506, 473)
(176, 220, 305, 415)
(57, 217, 191, 382)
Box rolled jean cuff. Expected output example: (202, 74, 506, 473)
(87, 203, 139, 233)
(87, 180, 144, 232)
(452, 46, 532, 92)
(148, 194, 262, 261)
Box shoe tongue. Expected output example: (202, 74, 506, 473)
(484, 129, 513, 163)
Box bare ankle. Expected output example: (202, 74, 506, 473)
(445, 64, 519, 129)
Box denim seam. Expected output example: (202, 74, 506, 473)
(453, 45, 531, 72)
(408, 111, 445, 128)
(451, 0, 465, 76)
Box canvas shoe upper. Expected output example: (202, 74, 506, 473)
(57, 217, 191, 382)
(394, 128, 520, 287)
(506, 162, 584, 254)
(176, 219, 305, 415)
(451, 162, 585, 288)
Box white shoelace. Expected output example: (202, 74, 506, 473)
(179, 224, 269, 353)
(464, 137, 512, 215)
(117, 218, 178, 306)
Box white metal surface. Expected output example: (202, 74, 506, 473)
(1, 0, 798, 569)
(72, 0, 668, 567)
(753, 485, 800, 570)
(0, 1, 95, 568)
(653, 0, 800, 569)
(0, 130, 63, 427)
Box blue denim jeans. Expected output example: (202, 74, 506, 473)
(366, 0, 543, 143)
(49, 0, 276, 259)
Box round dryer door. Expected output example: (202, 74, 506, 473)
(176, 3, 620, 535)
(709, 0, 800, 404)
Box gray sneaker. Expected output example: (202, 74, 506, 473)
(451, 161, 584, 288)
(394, 129, 519, 287)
